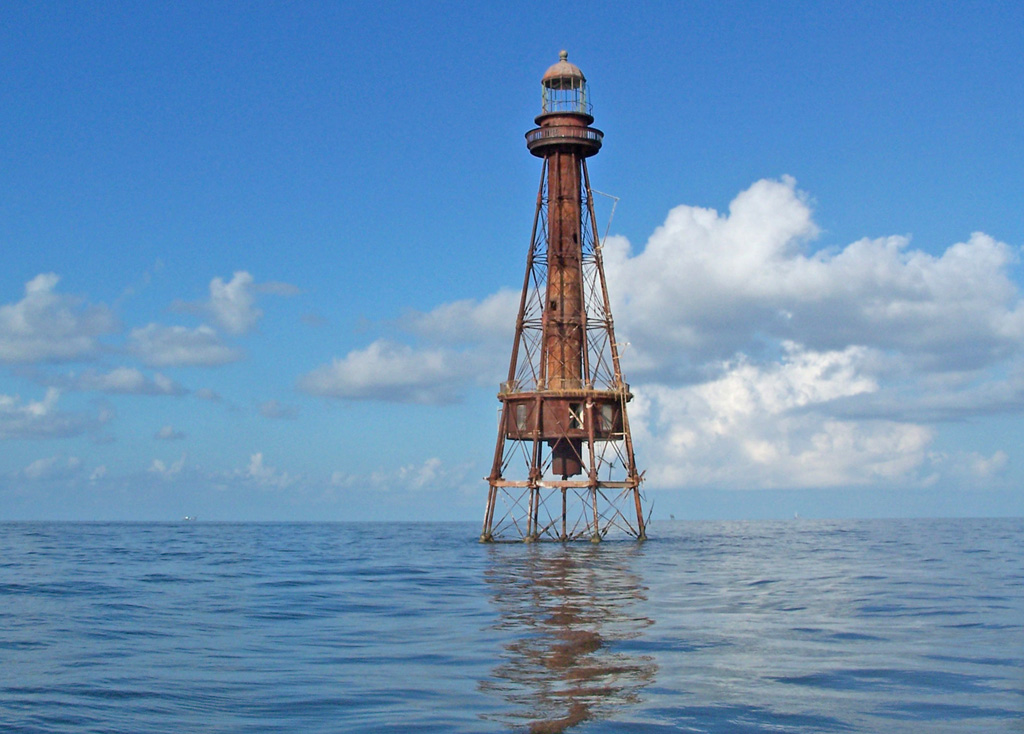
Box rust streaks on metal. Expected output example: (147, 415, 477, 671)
(482, 52, 647, 543)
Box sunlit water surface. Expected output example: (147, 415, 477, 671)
(1, 519, 1022, 732)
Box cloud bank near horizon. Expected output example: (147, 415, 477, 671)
(300, 177, 1023, 489)
(2, 180, 1020, 495)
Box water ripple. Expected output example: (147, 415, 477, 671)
(0, 518, 1021, 732)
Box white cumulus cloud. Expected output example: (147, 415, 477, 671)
(631, 343, 933, 489)
(331, 456, 468, 493)
(0, 274, 117, 363)
(605, 177, 1024, 378)
(926, 449, 1010, 487)
(149, 453, 187, 479)
(0, 388, 100, 440)
(300, 292, 517, 406)
(298, 339, 485, 404)
(173, 271, 299, 335)
(22, 455, 83, 481)
(129, 324, 243, 367)
(399, 289, 519, 346)
(208, 271, 262, 335)
(238, 452, 296, 488)
(73, 367, 186, 395)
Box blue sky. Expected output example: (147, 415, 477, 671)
(2, 1, 1023, 521)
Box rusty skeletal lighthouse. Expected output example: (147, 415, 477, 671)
(481, 52, 646, 542)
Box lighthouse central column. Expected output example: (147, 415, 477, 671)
(543, 148, 585, 390)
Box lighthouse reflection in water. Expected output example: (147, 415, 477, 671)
(480, 542, 656, 731)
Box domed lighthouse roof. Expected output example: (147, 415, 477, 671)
(542, 50, 586, 90)
(538, 50, 592, 118)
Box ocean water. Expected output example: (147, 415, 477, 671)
(1, 519, 1022, 733)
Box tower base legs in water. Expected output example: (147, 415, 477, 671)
(480, 485, 646, 543)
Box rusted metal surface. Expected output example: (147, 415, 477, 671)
(525, 125, 602, 156)
(482, 53, 647, 543)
